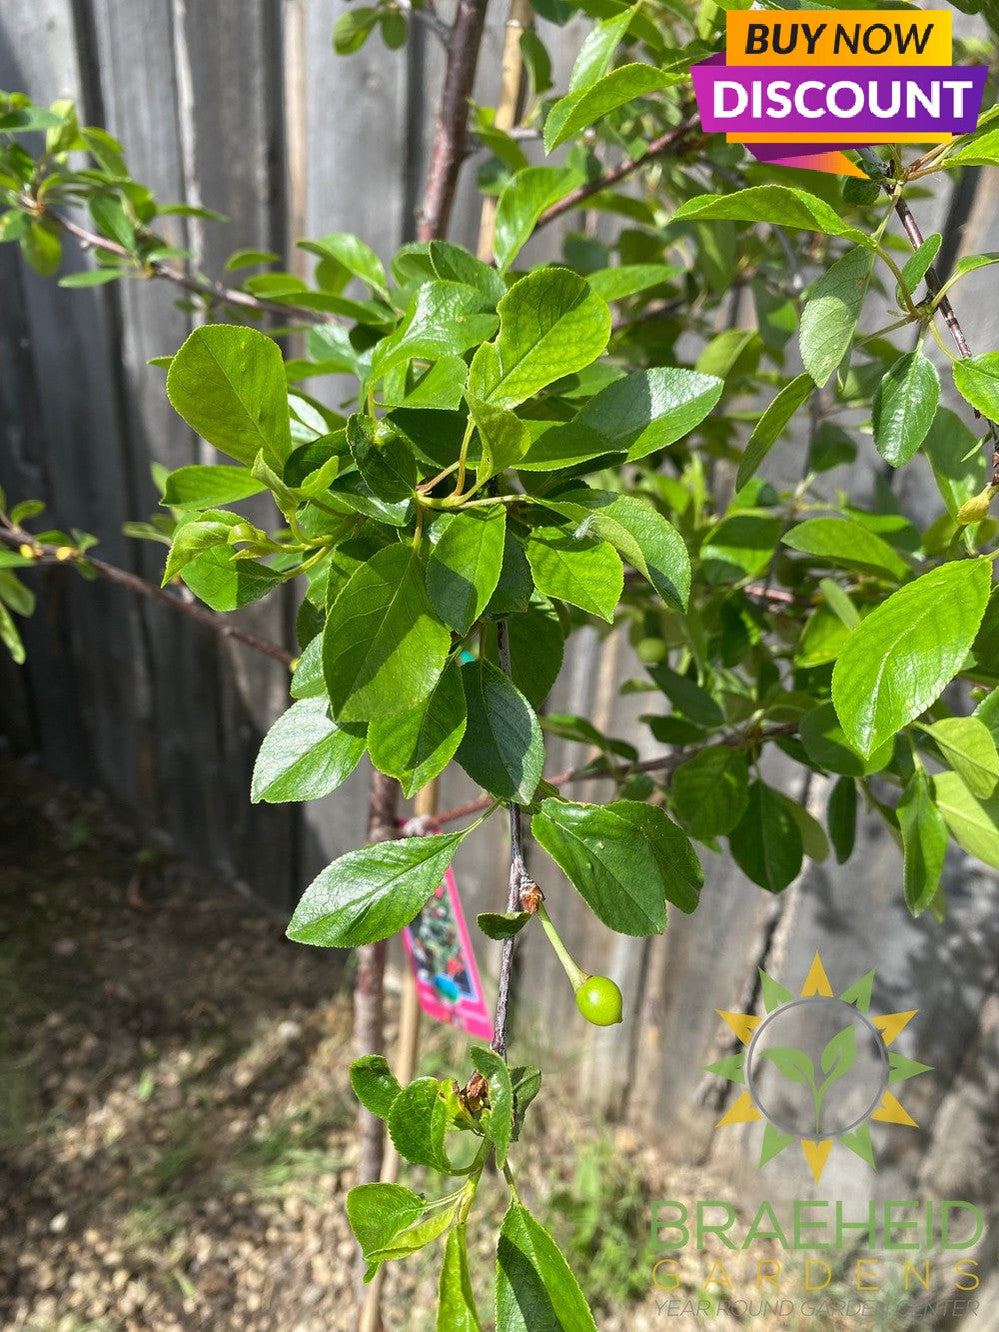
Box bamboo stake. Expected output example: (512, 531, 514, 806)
(476, 0, 534, 262)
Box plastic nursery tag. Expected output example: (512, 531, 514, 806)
(402, 865, 493, 1041)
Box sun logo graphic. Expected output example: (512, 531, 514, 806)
(706, 952, 932, 1184)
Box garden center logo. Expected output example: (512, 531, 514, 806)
(706, 953, 932, 1183)
(689, 9, 987, 176)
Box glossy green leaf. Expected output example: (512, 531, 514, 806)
(585, 264, 681, 302)
(898, 770, 948, 915)
(0, 603, 25, 665)
(387, 1078, 453, 1172)
(567, 5, 634, 93)
(427, 506, 506, 634)
(347, 1183, 429, 1261)
(953, 352, 999, 419)
(832, 560, 991, 757)
(166, 325, 292, 468)
(933, 770, 999, 869)
(438, 1227, 481, 1332)
(799, 247, 874, 387)
(670, 746, 749, 838)
(350, 1055, 403, 1120)
(181, 546, 284, 612)
(925, 716, 999, 798)
(468, 396, 532, 482)
(371, 281, 497, 379)
(897, 232, 941, 303)
(737, 373, 814, 490)
(827, 775, 857, 865)
(429, 240, 507, 305)
(800, 702, 892, 776)
(948, 128, 999, 166)
(251, 697, 366, 804)
(673, 187, 870, 247)
(544, 65, 680, 153)
(347, 415, 417, 504)
(161, 464, 267, 510)
(455, 660, 544, 803)
(729, 781, 803, 893)
(501, 604, 564, 708)
(470, 1045, 514, 1167)
(525, 526, 622, 622)
(922, 407, 986, 521)
(286, 830, 466, 947)
(701, 514, 782, 582)
(477, 911, 532, 940)
(532, 798, 702, 931)
(496, 1203, 598, 1332)
(873, 351, 940, 467)
(493, 167, 581, 272)
(367, 660, 467, 798)
(468, 269, 611, 407)
(782, 518, 909, 582)
(323, 543, 451, 723)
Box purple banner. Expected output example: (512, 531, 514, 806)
(691, 61, 986, 137)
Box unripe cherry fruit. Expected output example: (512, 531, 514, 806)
(575, 975, 623, 1026)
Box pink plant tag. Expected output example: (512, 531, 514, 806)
(402, 865, 493, 1041)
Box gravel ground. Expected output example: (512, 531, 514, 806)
(1, 758, 891, 1331)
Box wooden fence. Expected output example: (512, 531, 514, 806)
(0, 0, 996, 1257)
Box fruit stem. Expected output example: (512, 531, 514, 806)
(536, 901, 586, 991)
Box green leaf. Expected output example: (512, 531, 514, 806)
(933, 770, 999, 870)
(786, 798, 829, 863)
(286, 830, 467, 947)
(333, 7, 379, 54)
(923, 408, 987, 521)
(799, 247, 874, 388)
(300, 232, 389, 297)
(347, 1183, 428, 1260)
(388, 1077, 454, 1172)
(180, 546, 283, 612)
(568, 5, 635, 94)
(782, 518, 909, 582)
(0, 603, 25, 664)
(925, 716, 999, 798)
(532, 798, 702, 931)
(496, 1203, 597, 1332)
(493, 167, 581, 272)
(20, 220, 61, 276)
(800, 702, 892, 777)
(898, 769, 948, 915)
(737, 373, 814, 490)
(58, 267, 125, 288)
(367, 660, 467, 798)
(525, 527, 622, 622)
(670, 746, 749, 839)
(470, 1046, 514, 1168)
(953, 352, 999, 420)
(468, 396, 532, 482)
(370, 281, 497, 380)
(521, 367, 721, 471)
(161, 464, 267, 510)
(251, 697, 366, 804)
(585, 264, 681, 302)
(827, 775, 857, 865)
(873, 351, 940, 467)
(948, 127, 999, 166)
(350, 1055, 403, 1120)
(500, 605, 564, 708)
(701, 514, 782, 583)
(290, 634, 325, 699)
(648, 663, 724, 728)
(729, 781, 803, 893)
(477, 911, 532, 940)
(832, 560, 991, 757)
(347, 414, 417, 504)
(468, 269, 611, 408)
(166, 325, 292, 468)
(429, 240, 507, 305)
(89, 193, 134, 249)
(438, 1227, 481, 1332)
(323, 543, 451, 723)
(673, 187, 870, 247)
(427, 507, 506, 635)
(897, 232, 941, 303)
(544, 65, 680, 153)
(455, 660, 544, 803)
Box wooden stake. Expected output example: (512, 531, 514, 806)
(476, 0, 534, 262)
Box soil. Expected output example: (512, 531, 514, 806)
(0, 757, 866, 1332)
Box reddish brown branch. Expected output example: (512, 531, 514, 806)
(536, 115, 701, 230)
(0, 528, 294, 664)
(416, 0, 490, 243)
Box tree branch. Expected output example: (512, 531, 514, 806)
(416, 0, 491, 243)
(0, 527, 294, 665)
(535, 114, 701, 230)
(491, 618, 527, 1060)
(48, 211, 336, 326)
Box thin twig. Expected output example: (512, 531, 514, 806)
(535, 115, 701, 230)
(491, 618, 527, 1060)
(433, 723, 800, 830)
(49, 212, 335, 325)
(0, 528, 294, 665)
(417, 0, 491, 242)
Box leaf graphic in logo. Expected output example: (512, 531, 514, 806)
(820, 1024, 856, 1088)
(757, 1047, 816, 1090)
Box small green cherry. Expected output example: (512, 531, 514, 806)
(575, 975, 623, 1026)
